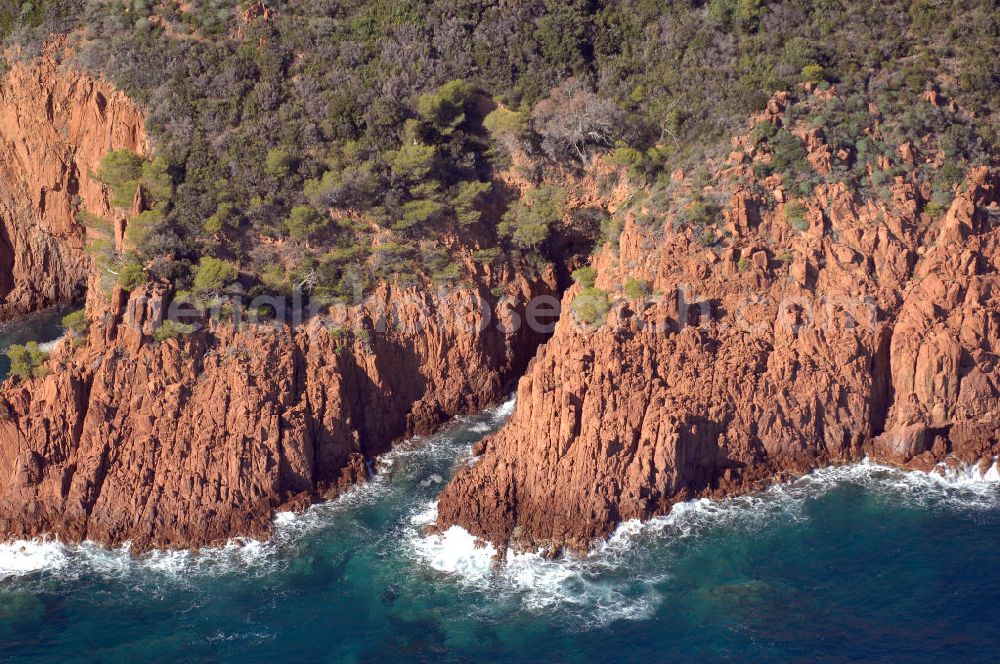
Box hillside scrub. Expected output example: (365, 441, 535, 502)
(0, 0, 995, 300)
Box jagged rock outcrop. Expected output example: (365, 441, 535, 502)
(0, 262, 556, 549)
(0, 54, 619, 549)
(0, 53, 146, 319)
(438, 108, 1000, 551)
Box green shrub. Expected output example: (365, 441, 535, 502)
(684, 197, 721, 226)
(611, 144, 647, 180)
(769, 130, 809, 175)
(118, 262, 147, 290)
(483, 106, 528, 136)
(423, 247, 461, 283)
(870, 169, 893, 188)
(417, 79, 476, 133)
(498, 185, 566, 248)
(936, 162, 964, 189)
(192, 257, 238, 295)
(125, 209, 163, 247)
(924, 188, 953, 218)
(801, 63, 826, 84)
(397, 198, 443, 230)
(452, 180, 492, 225)
(571, 266, 598, 288)
(623, 277, 651, 300)
(754, 120, 778, 141)
(203, 215, 224, 235)
(472, 248, 503, 265)
(390, 140, 436, 183)
(599, 214, 625, 249)
(96, 149, 143, 208)
(255, 263, 291, 296)
(204, 202, 239, 235)
(698, 228, 719, 247)
(61, 310, 89, 336)
(153, 319, 195, 342)
(6, 342, 49, 381)
(784, 201, 809, 231)
(140, 156, 174, 204)
(284, 206, 328, 239)
(264, 148, 294, 177)
(571, 287, 610, 326)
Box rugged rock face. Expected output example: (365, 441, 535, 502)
(438, 101, 1000, 551)
(0, 54, 146, 319)
(0, 55, 609, 551)
(0, 262, 556, 549)
(1, 58, 996, 560)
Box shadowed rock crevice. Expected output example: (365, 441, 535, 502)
(0, 217, 15, 302)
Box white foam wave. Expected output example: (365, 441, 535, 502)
(491, 396, 516, 421)
(934, 457, 1000, 484)
(598, 458, 1000, 556)
(409, 500, 439, 527)
(37, 338, 62, 353)
(408, 458, 1000, 626)
(0, 536, 284, 585)
(412, 525, 497, 582)
(0, 540, 68, 578)
(0, 396, 519, 585)
(407, 517, 662, 626)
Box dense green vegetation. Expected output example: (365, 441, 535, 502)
(61, 309, 88, 335)
(2, 0, 997, 302)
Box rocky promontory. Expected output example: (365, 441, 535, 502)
(0, 57, 566, 550)
(437, 92, 1000, 553)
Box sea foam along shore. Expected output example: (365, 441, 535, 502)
(2, 427, 996, 627)
(0, 397, 520, 585)
(408, 457, 1000, 625)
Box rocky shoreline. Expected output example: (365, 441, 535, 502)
(0, 62, 997, 557)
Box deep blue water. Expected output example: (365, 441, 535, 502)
(1, 400, 999, 663)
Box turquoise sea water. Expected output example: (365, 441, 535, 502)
(1, 399, 999, 663)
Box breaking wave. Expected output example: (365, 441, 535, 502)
(408, 458, 1000, 626)
(0, 397, 519, 586)
(3, 386, 998, 632)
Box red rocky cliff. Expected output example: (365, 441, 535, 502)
(0, 56, 589, 549)
(0, 262, 555, 549)
(0, 54, 146, 319)
(438, 100, 1000, 552)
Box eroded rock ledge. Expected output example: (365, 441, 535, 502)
(438, 149, 1000, 552)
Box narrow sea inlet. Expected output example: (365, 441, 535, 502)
(1, 399, 999, 662)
